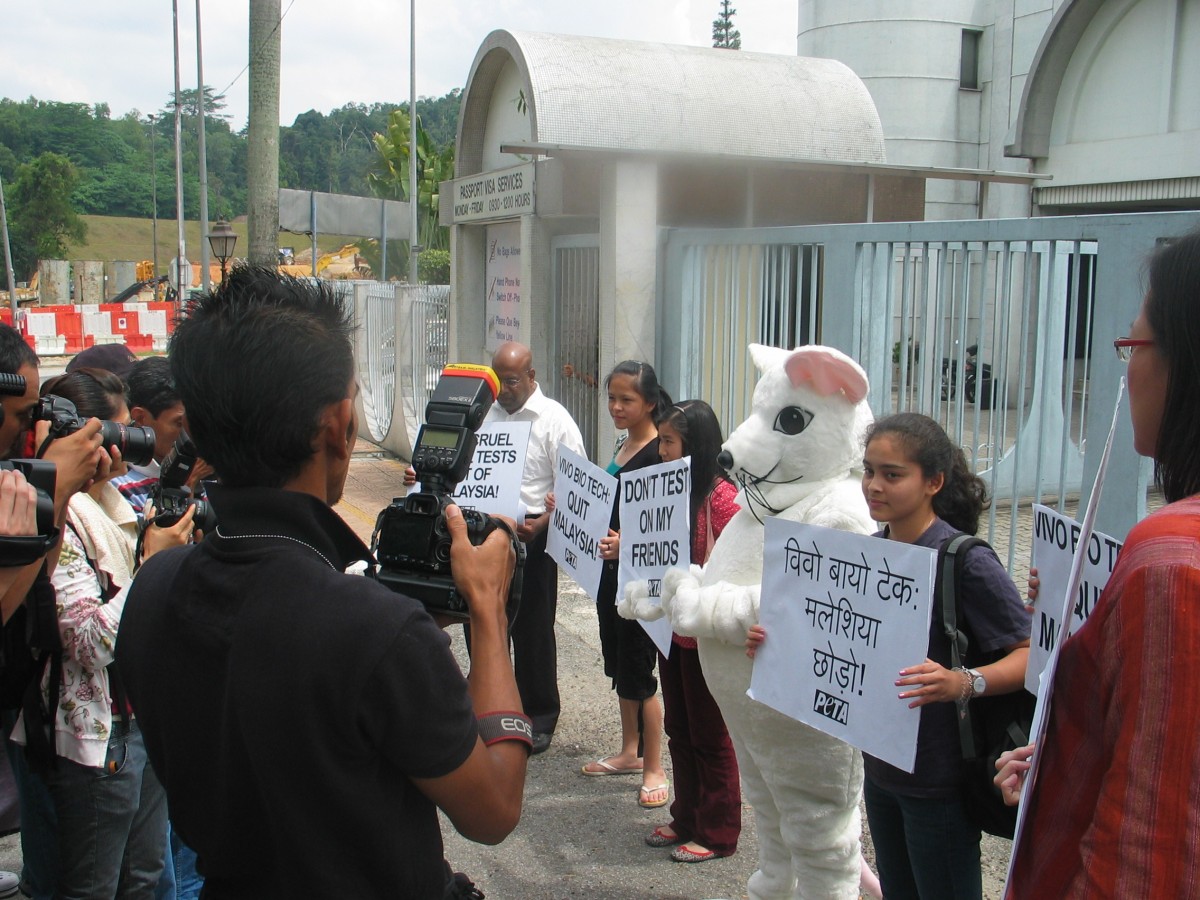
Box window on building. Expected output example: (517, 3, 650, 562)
(960, 29, 982, 90)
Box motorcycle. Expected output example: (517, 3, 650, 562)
(941, 344, 994, 409)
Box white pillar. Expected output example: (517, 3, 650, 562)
(598, 158, 658, 453)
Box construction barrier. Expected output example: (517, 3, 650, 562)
(19, 301, 177, 357)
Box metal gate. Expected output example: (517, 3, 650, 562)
(552, 235, 601, 461)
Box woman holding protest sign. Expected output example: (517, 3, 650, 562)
(997, 229, 1200, 897)
(749, 412, 1030, 899)
(580, 361, 672, 811)
(638, 400, 742, 862)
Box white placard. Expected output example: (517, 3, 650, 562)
(547, 447, 616, 601)
(1025, 504, 1122, 694)
(484, 221, 521, 352)
(449, 163, 534, 224)
(450, 421, 532, 523)
(617, 458, 691, 657)
(749, 520, 936, 773)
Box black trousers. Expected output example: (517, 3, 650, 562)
(464, 526, 560, 734)
(510, 527, 560, 734)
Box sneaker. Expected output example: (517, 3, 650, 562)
(0, 870, 18, 899)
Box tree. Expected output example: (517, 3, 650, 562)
(712, 0, 742, 49)
(8, 152, 87, 279)
(365, 108, 454, 280)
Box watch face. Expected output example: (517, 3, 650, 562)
(972, 674, 986, 694)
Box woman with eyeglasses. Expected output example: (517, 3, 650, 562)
(996, 228, 1200, 896)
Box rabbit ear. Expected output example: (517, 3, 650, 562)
(783, 348, 869, 404)
(749, 343, 790, 375)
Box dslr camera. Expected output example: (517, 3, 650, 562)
(0, 374, 59, 567)
(148, 431, 216, 531)
(371, 364, 525, 621)
(35, 395, 156, 467)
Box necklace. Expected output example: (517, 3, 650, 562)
(214, 527, 337, 571)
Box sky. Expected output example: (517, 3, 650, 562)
(4, 1, 798, 130)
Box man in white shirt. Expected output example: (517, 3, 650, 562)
(486, 342, 586, 755)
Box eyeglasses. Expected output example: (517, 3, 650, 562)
(500, 376, 526, 388)
(1113, 338, 1154, 362)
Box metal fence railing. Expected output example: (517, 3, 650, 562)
(660, 211, 1200, 561)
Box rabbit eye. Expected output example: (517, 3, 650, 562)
(774, 406, 814, 436)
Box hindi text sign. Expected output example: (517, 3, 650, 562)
(749, 520, 936, 772)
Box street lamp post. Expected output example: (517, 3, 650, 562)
(207, 220, 237, 282)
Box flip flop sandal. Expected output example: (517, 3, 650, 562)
(645, 826, 684, 847)
(638, 782, 670, 809)
(580, 756, 643, 777)
(671, 844, 718, 863)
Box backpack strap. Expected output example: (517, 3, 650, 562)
(937, 533, 987, 760)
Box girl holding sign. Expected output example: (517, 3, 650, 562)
(644, 400, 742, 863)
(750, 412, 1030, 899)
(998, 229, 1200, 897)
(581, 361, 672, 811)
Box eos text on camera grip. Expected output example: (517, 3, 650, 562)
(371, 364, 525, 621)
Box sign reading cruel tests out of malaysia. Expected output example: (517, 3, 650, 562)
(748, 520, 936, 773)
(448, 422, 531, 523)
(547, 447, 616, 601)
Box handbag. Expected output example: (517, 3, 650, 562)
(938, 533, 1035, 840)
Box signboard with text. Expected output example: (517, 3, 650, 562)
(449, 163, 534, 224)
(485, 221, 521, 352)
(449, 421, 531, 523)
(749, 520, 936, 773)
(547, 447, 616, 601)
(617, 458, 691, 657)
(1025, 504, 1121, 694)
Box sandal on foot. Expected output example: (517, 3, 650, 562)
(638, 782, 670, 809)
(581, 756, 643, 777)
(671, 843, 718, 863)
(645, 826, 683, 847)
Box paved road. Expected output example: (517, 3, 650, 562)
(0, 447, 1017, 898)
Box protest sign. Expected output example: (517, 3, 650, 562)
(547, 447, 616, 600)
(618, 457, 691, 657)
(449, 421, 531, 522)
(748, 519, 936, 772)
(1026, 504, 1122, 694)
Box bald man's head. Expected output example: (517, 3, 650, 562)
(491, 342, 536, 414)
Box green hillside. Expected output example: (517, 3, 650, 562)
(65, 215, 361, 270)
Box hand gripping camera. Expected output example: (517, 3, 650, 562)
(371, 364, 525, 621)
(0, 374, 59, 567)
(35, 395, 156, 467)
(148, 431, 216, 531)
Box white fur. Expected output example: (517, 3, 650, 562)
(660, 344, 876, 900)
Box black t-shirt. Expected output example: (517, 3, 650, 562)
(863, 517, 1030, 798)
(117, 484, 478, 899)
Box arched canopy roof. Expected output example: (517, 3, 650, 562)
(1007, 0, 1105, 159)
(457, 29, 886, 177)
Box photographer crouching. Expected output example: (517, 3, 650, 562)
(116, 267, 526, 899)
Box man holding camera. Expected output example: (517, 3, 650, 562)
(487, 342, 586, 755)
(0, 329, 106, 624)
(117, 268, 528, 899)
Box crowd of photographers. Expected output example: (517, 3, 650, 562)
(0, 266, 526, 900)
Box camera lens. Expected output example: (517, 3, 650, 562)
(99, 421, 156, 467)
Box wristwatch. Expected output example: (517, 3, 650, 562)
(964, 667, 987, 698)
